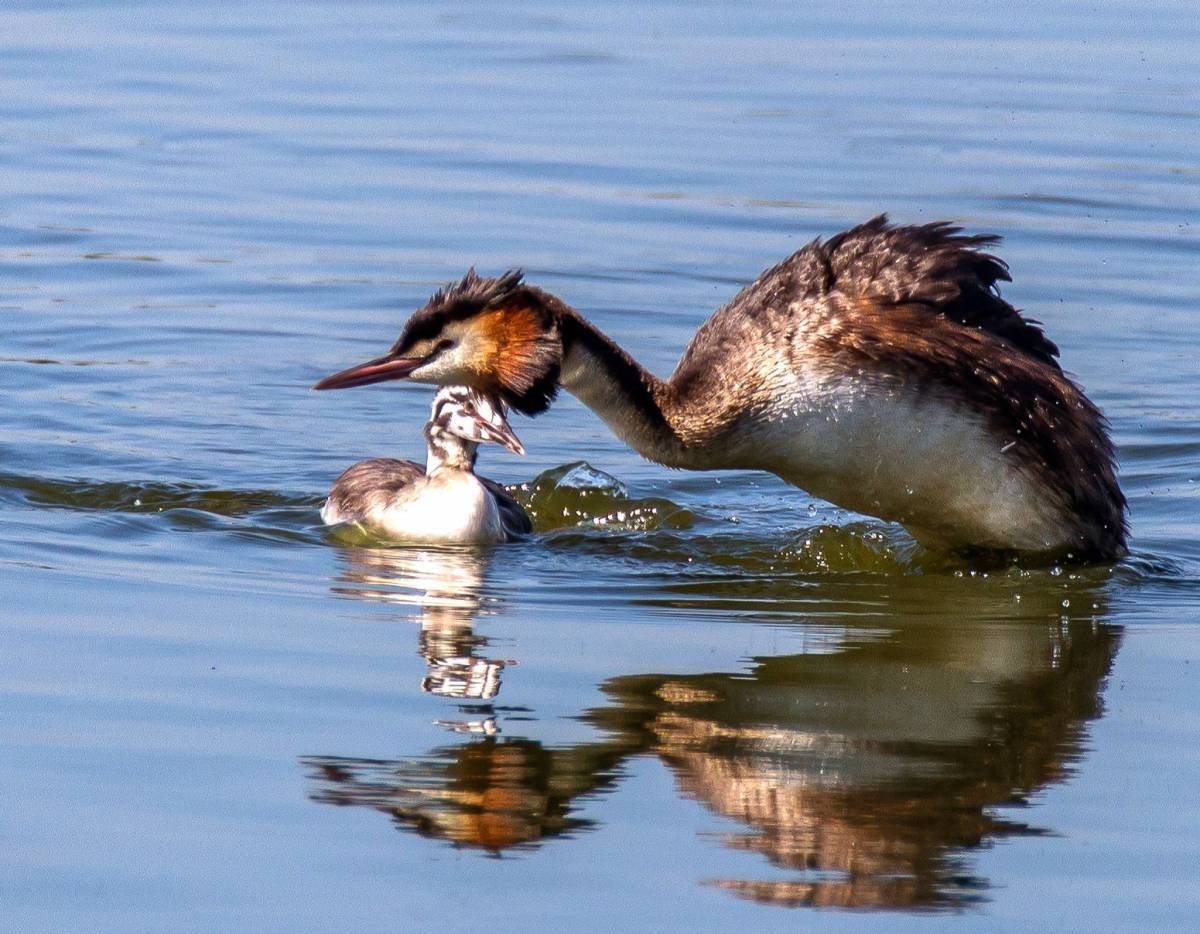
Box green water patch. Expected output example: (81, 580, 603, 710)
(542, 522, 913, 576)
(0, 471, 319, 518)
(510, 461, 697, 533)
(511, 462, 912, 575)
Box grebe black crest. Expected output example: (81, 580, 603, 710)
(321, 385, 531, 544)
(316, 216, 1126, 561)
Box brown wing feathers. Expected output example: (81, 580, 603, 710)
(822, 215, 1062, 370)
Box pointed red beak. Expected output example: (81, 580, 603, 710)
(312, 353, 426, 390)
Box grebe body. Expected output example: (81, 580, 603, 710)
(315, 217, 1126, 560)
(322, 460, 510, 544)
(322, 386, 531, 544)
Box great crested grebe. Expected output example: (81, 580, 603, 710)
(315, 216, 1127, 560)
(321, 386, 532, 544)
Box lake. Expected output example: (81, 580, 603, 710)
(3, 1, 1199, 930)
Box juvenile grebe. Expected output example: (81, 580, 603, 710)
(315, 216, 1127, 560)
(321, 386, 532, 544)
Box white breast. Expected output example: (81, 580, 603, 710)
(727, 368, 1071, 553)
(328, 472, 506, 545)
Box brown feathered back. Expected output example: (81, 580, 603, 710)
(820, 216, 1061, 369)
(669, 215, 1126, 558)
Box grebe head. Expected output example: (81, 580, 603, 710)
(314, 270, 563, 415)
(427, 385, 525, 456)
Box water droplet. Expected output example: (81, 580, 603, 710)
(1062, 599, 1070, 608)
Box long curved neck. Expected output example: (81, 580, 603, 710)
(556, 309, 695, 467)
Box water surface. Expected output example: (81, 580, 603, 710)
(3, 2, 1199, 931)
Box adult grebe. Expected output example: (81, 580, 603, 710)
(321, 386, 532, 544)
(315, 216, 1127, 560)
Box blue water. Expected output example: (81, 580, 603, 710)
(3, 2, 1199, 930)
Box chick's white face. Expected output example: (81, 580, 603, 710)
(428, 386, 524, 454)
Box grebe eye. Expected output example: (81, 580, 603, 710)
(434, 338, 455, 353)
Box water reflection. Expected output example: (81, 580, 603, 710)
(305, 738, 628, 852)
(592, 608, 1117, 909)
(305, 569, 1118, 910)
(331, 545, 508, 700)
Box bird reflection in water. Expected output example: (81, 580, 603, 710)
(330, 544, 508, 702)
(304, 568, 1119, 910)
